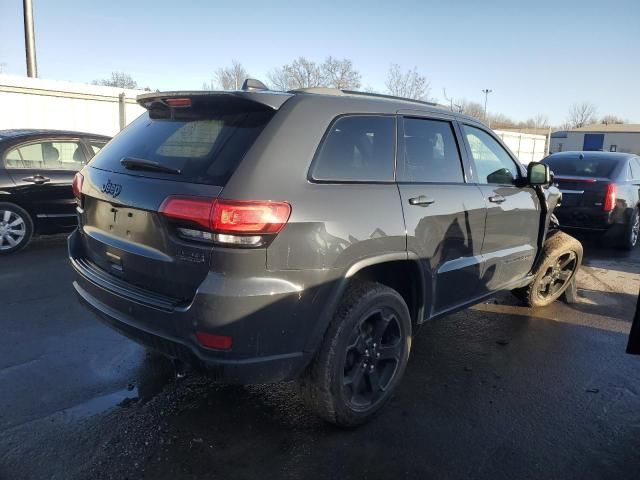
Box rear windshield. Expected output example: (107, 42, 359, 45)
(90, 108, 274, 185)
(543, 155, 618, 178)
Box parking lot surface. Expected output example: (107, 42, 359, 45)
(1, 234, 639, 479)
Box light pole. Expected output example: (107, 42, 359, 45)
(23, 0, 37, 77)
(482, 88, 492, 121)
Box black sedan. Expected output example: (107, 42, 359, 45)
(542, 151, 640, 250)
(0, 129, 110, 254)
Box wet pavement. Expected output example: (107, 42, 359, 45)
(1, 234, 639, 479)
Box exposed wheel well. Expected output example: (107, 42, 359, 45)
(348, 260, 424, 326)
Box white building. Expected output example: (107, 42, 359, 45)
(0, 74, 146, 136)
(550, 124, 640, 154)
(493, 129, 548, 164)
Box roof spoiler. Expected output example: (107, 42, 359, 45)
(136, 90, 291, 111)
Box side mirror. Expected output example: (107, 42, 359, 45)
(527, 162, 551, 186)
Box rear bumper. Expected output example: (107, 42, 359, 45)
(555, 206, 627, 234)
(68, 229, 312, 384)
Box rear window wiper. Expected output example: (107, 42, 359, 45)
(120, 157, 181, 175)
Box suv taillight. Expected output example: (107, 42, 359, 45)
(603, 184, 617, 212)
(159, 197, 291, 247)
(72, 172, 84, 200)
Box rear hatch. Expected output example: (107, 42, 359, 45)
(74, 92, 280, 301)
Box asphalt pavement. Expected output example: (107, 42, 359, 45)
(1, 233, 639, 480)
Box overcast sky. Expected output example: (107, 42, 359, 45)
(1, 0, 638, 125)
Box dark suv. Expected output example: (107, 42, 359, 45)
(69, 85, 581, 425)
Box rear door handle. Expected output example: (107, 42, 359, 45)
(408, 195, 435, 206)
(489, 195, 506, 204)
(22, 175, 51, 185)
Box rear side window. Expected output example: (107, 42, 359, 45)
(399, 117, 464, 183)
(311, 115, 395, 182)
(90, 109, 273, 185)
(542, 155, 618, 178)
(4, 140, 86, 171)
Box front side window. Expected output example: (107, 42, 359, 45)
(399, 117, 464, 183)
(463, 125, 520, 185)
(4, 140, 86, 170)
(311, 115, 395, 182)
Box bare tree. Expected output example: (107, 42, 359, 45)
(321, 56, 361, 89)
(567, 102, 597, 128)
(267, 67, 293, 91)
(385, 64, 431, 100)
(92, 72, 138, 89)
(285, 57, 325, 89)
(600, 115, 625, 125)
(527, 114, 549, 129)
(212, 60, 248, 90)
(489, 113, 518, 129)
(459, 100, 486, 121)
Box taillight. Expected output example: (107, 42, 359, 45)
(603, 184, 617, 212)
(211, 200, 291, 234)
(72, 172, 84, 200)
(159, 196, 213, 230)
(159, 196, 291, 247)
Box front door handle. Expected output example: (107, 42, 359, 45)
(22, 175, 51, 185)
(408, 195, 435, 206)
(489, 195, 506, 204)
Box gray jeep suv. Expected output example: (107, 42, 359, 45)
(69, 82, 580, 426)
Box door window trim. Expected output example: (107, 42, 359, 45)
(396, 115, 468, 185)
(3, 137, 88, 170)
(457, 122, 526, 186)
(307, 113, 398, 184)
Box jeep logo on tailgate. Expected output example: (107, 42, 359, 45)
(101, 179, 122, 198)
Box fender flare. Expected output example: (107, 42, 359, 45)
(301, 252, 427, 358)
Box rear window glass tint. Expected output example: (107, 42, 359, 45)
(543, 155, 618, 178)
(90, 109, 273, 185)
(311, 115, 395, 182)
(399, 118, 463, 183)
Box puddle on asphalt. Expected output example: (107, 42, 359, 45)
(57, 352, 176, 422)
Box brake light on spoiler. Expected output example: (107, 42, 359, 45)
(159, 197, 291, 247)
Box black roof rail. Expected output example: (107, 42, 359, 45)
(341, 90, 438, 106)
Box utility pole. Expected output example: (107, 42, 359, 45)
(482, 88, 492, 121)
(23, 0, 38, 77)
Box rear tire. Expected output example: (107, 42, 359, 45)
(621, 208, 639, 251)
(299, 281, 412, 427)
(512, 231, 583, 308)
(0, 202, 34, 255)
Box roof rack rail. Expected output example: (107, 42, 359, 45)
(342, 90, 437, 106)
(287, 87, 344, 96)
(287, 87, 437, 106)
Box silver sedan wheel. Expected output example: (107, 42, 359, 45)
(0, 209, 27, 251)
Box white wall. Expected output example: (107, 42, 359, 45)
(494, 130, 548, 164)
(0, 74, 146, 137)
(550, 131, 640, 154)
